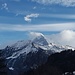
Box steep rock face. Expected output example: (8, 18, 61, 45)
(33, 34, 49, 46)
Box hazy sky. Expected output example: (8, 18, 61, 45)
(0, 0, 75, 46)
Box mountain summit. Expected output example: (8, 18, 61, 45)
(33, 33, 49, 46)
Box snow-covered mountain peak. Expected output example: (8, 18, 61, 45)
(4, 32, 75, 61)
(32, 33, 49, 46)
(5, 34, 50, 60)
(8, 32, 48, 51)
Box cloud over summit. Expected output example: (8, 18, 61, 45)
(48, 30, 75, 47)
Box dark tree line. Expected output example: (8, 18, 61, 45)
(22, 49, 75, 75)
(0, 50, 8, 75)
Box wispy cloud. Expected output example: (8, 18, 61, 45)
(14, 10, 29, 16)
(42, 14, 75, 19)
(32, 0, 75, 7)
(33, 6, 36, 9)
(28, 32, 44, 40)
(1, 3, 9, 11)
(0, 22, 75, 31)
(24, 13, 39, 22)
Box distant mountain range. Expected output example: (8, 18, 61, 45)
(0, 33, 75, 75)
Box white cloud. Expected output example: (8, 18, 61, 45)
(60, 30, 75, 41)
(14, 10, 29, 16)
(48, 30, 75, 47)
(31, 0, 75, 7)
(24, 13, 39, 22)
(1, 3, 9, 11)
(0, 22, 75, 31)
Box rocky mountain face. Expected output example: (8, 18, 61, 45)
(24, 50, 75, 75)
(1, 33, 74, 75)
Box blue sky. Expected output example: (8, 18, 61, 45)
(0, 0, 75, 46)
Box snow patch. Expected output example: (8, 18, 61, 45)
(9, 67, 14, 70)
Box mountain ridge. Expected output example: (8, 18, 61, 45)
(1, 33, 75, 75)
